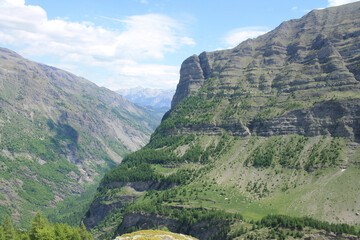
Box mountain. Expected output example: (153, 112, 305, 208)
(85, 2, 360, 240)
(0, 48, 159, 227)
(116, 87, 175, 114)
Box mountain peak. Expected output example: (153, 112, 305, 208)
(117, 87, 175, 111)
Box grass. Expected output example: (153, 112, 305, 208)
(256, 166, 360, 224)
(151, 165, 177, 175)
(163, 134, 357, 223)
(167, 183, 278, 221)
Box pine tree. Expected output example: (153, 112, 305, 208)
(3, 215, 17, 240)
(54, 223, 68, 240)
(72, 230, 82, 240)
(79, 222, 92, 240)
(19, 233, 31, 240)
(29, 212, 48, 240)
(0, 212, 93, 240)
(0, 226, 4, 240)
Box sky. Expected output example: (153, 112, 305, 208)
(0, 0, 359, 90)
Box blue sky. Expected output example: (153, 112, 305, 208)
(0, 0, 358, 90)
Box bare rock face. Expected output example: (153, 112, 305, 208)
(84, 196, 132, 228)
(171, 55, 206, 108)
(249, 100, 360, 141)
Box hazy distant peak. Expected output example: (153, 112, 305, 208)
(117, 87, 175, 110)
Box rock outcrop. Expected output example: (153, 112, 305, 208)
(84, 181, 174, 228)
(163, 99, 360, 142)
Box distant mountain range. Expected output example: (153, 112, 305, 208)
(0, 47, 159, 227)
(116, 87, 175, 113)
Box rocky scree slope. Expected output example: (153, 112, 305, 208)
(85, 2, 360, 240)
(0, 48, 158, 227)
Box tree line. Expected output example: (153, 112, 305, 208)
(260, 214, 359, 236)
(0, 213, 92, 240)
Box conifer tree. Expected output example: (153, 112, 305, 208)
(20, 233, 31, 240)
(72, 230, 82, 240)
(3, 215, 17, 240)
(29, 212, 49, 240)
(0, 212, 93, 240)
(0, 226, 4, 240)
(79, 222, 92, 240)
(54, 223, 67, 240)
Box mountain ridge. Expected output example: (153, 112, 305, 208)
(166, 1, 360, 140)
(0, 47, 159, 227)
(117, 87, 175, 112)
(172, 1, 360, 107)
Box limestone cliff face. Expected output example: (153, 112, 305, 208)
(163, 100, 360, 142)
(168, 2, 360, 140)
(249, 100, 360, 141)
(171, 54, 206, 108)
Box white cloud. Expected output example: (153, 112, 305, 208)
(104, 62, 180, 90)
(328, 0, 359, 6)
(115, 14, 195, 60)
(223, 27, 269, 48)
(0, 0, 194, 89)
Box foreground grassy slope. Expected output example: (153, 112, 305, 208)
(87, 133, 360, 239)
(107, 134, 359, 220)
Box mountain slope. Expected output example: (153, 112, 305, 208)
(0, 48, 159, 227)
(85, 2, 360, 239)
